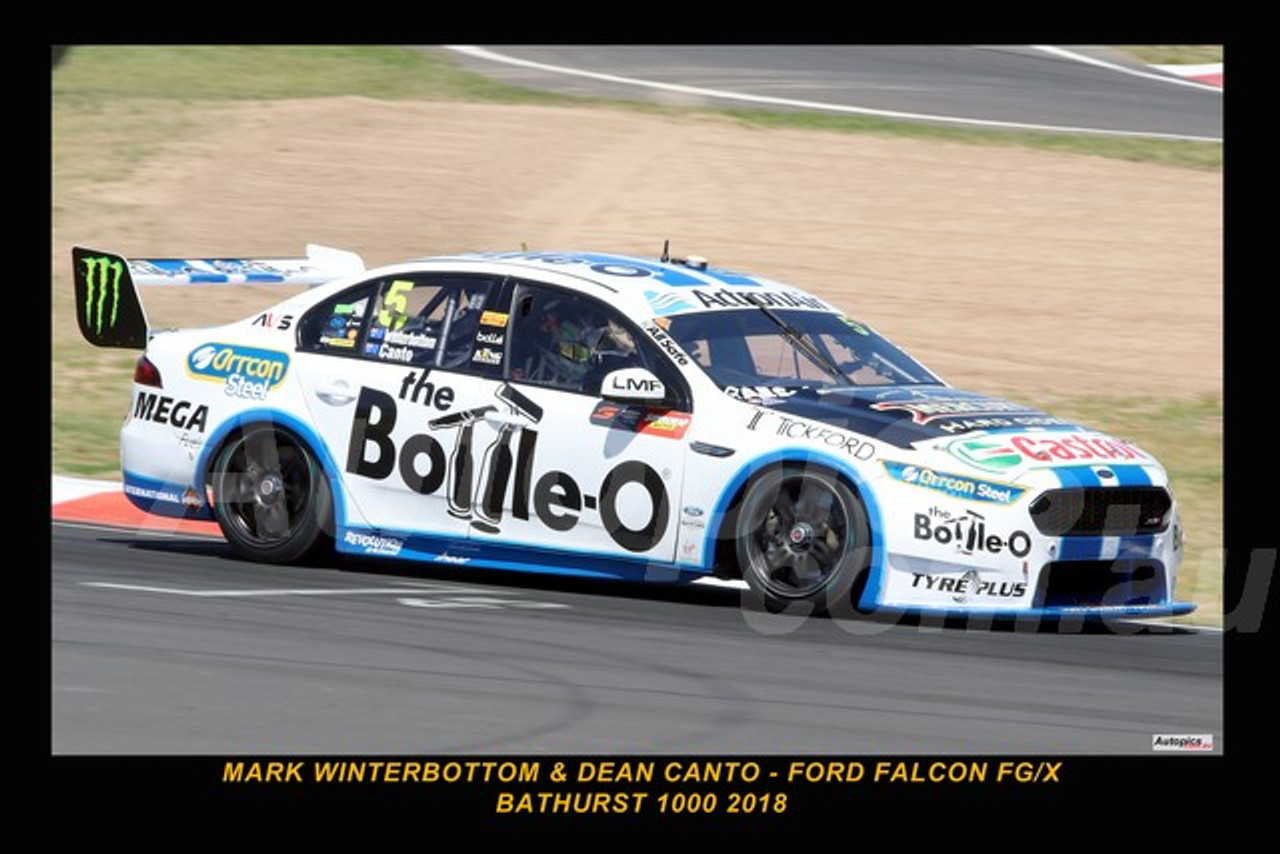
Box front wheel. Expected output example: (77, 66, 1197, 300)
(733, 465, 871, 616)
(209, 424, 333, 564)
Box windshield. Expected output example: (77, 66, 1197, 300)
(664, 309, 941, 394)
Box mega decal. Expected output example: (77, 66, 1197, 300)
(132, 392, 209, 432)
(913, 507, 1033, 559)
(747, 408, 876, 460)
(186, 343, 290, 399)
(882, 461, 1026, 505)
(346, 384, 669, 552)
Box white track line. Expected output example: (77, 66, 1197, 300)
(445, 45, 1221, 143)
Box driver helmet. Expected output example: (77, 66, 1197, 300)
(539, 299, 606, 385)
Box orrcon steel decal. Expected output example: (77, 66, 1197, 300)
(186, 343, 290, 399)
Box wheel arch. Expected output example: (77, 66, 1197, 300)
(707, 449, 885, 587)
(196, 407, 349, 533)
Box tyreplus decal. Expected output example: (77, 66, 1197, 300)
(187, 343, 290, 400)
(882, 461, 1026, 505)
(346, 381, 669, 553)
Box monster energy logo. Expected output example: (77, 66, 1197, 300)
(82, 255, 124, 335)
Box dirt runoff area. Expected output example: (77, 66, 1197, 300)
(60, 97, 1222, 403)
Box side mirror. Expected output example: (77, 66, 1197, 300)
(600, 368, 666, 403)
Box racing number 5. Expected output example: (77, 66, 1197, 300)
(378, 279, 414, 330)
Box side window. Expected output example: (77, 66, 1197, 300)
(297, 283, 376, 354)
(505, 283, 691, 409)
(364, 274, 497, 369)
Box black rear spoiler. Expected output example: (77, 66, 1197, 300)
(72, 247, 149, 349)
(71, 243, 366, 349)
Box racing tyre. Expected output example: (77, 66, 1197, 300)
(210, 424, 333, 564)
(734, 465, 871, 617)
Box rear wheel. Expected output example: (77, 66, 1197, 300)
(209, 424, 332, 564)
(734, 465, 870, 616)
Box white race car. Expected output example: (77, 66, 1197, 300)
(72, 243, 1194, 621)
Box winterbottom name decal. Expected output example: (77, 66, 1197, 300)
(882, 461, 1027, 505)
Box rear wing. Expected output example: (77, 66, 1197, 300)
(72, 244, 365, 349)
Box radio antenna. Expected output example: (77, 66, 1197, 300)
(660, 240, 670, 262)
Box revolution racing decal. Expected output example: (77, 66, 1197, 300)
(186, 343, 290, 400)
(346, 382, 670, 552)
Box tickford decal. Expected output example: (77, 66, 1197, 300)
(81, 254, 125, 336)
(187, 343, 290, 400)
(747, 407, 876, 460)
(882, 461, 1027, 505)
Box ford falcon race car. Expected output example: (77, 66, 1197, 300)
(71, 243, 1194, 620)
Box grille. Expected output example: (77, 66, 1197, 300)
(1036, 560, 1166, 608)
(1028, 487, 1171, 537)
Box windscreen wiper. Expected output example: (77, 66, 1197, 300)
(754, 305, 853, 387)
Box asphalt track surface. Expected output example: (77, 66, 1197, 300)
(50, 48, 1226, 774)
(53, 516, 1222, 756)
(438, 45, 1223, 141)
